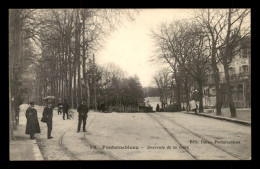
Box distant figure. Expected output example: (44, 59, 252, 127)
(57, 102, 63, 115)
(182, 106, 186, 111)
(15, 107, 20, 126)
(43, 101, 54, 139)
(97, 104, 101, 112)
(101, 103, 105, 113)
(62, 99, 70, 120)
(194, 103, 198, 114)
(156, 104, 160, 112)
(25, 101, 41, 139)
(77, 98, 89, 132)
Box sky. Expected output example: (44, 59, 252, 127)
(96, 9, 195, 87)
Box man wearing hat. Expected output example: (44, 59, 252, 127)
(77, 98, 89, 132)
(25, 101, 41, 139)
(62, 99, 70, 120)
(43, 101, 54, 139)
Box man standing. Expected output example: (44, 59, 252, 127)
(156, 104, 160, 112)
(43, 101, 53, 139)
(62, 99, 70, 120)
(57, 102, 63, 115)
(25, 101, 41, 139)
(101, 103, 105, 113)
(77, 98, 89, 132)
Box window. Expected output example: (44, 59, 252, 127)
(240, 65, 249, 73)
(228, 67, 235, 76)
(211, 88, 216, 95)
(242, 65, 249, 72)
(242, 48, 248, 58)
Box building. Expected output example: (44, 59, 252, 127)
(203, 36, 251, 108)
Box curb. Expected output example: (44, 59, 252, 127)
(185, 112, 251, 126)
(32, 139, 44, 160)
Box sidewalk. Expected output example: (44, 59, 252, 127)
(10, 124, 44, 161)
(184, 108, 251, 126)
(10, 104, 44, 161)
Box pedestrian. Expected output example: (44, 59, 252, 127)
(57, 102, 63, 115)
(156, 104, 160, 112)
(101, 103, 105, 113)
(62, 99, 70, 120)
(77, 98, 89, 132)
(43, 101, 53, 139)
(97, 104, 101, 112)
(182, 106, 185, 111)
(195, 103, 198, 114)
(25, 101, 40, 140)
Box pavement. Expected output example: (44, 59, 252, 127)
(10, 104, 44, 161)
(184, 108, 251, 126)
(10, 123, 44, 161)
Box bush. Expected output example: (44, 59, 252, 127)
(164, 104, 180, 112)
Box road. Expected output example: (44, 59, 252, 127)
(27, 106, 250, 160)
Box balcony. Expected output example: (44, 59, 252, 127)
(220, 72, 250, 83)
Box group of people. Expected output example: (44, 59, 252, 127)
(57, 99, 71, 120)
(25, 98, 89, 140)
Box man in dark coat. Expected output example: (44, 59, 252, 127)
(57, 102, 63, 115)
(25, 102, 40, 139)
(62, 99, 70, 120)
(156, 104, 160, 112)
(77, 98, 89, 132)
(43, 102, 53, 139)
(101, 103, 105, 113)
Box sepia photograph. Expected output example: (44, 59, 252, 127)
(9, 8, 251, 160)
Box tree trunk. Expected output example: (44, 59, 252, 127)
(223, 8, 237, 118)
(198, 80, 204, 113)
(93, 54, 97, 111)
(75, 11, 82, 105)
(211, 46, 222, 115)
(173, 70, 182, 111)
(81, 13, 90, 107)
(86, 74, 90, 108)
(175, 86, 182, 111)
(9, 11, 16, 140)
(223, 63, 237, 117)
(184, 76, 190, 113)
(68, 40, 73, 108)
(58, 51, 60, 100)
(74, 63, 78, 108)
(64, 41, 68, 100)
(74, 19, 78, 108)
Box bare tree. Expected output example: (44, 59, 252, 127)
(151, 21, 211, 113)
(195, 9, 250, 117)
(9, 9, 38, 139)
(154, 69, 171, 109)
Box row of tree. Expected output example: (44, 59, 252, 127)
(152, 9, 250, 117)
(9, 9, 139, 140)
(91, 63, 144, 110)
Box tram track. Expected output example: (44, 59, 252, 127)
(82, 133, 121, 160)
(59, 113, 120, 160)
(81, 114, 121, 160)
(59, 127, 78, 160)
(58, 113, 97, 160)
(156, 113, 247, 160)
(149, 113, 247, 160)
(147, 113, 198, 160)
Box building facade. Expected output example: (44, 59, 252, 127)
(203, 37, 251, 108)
